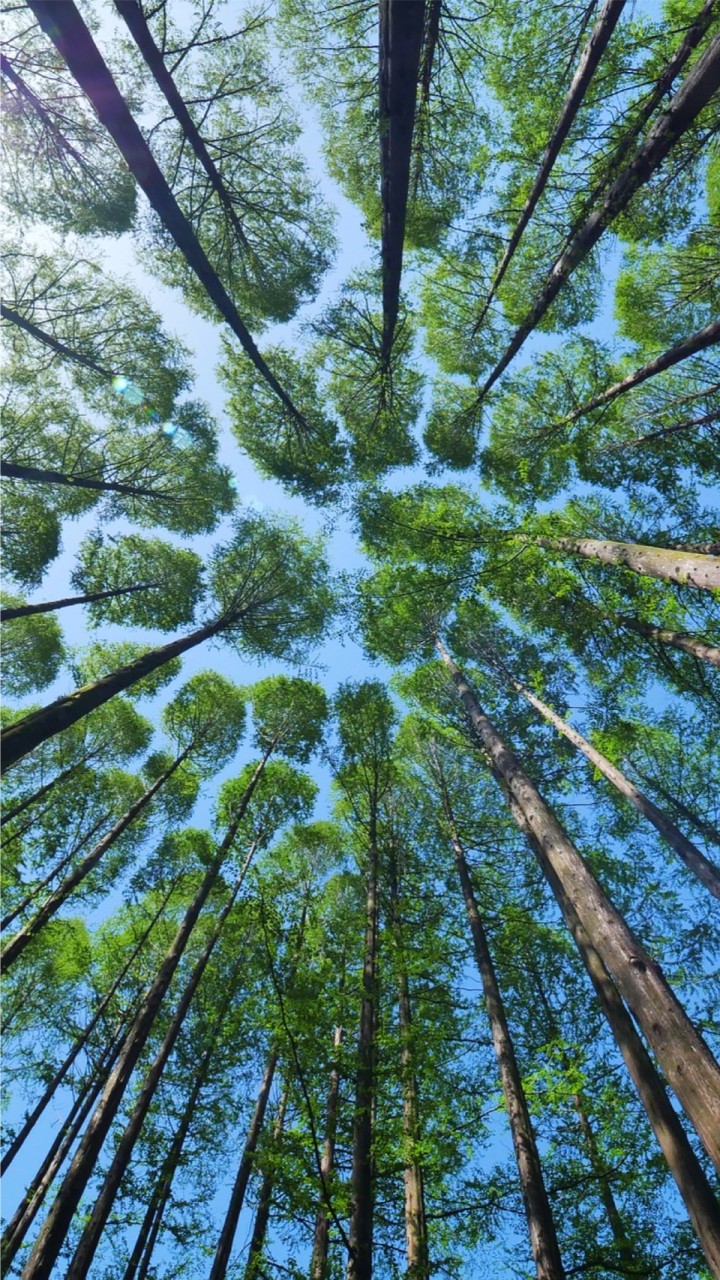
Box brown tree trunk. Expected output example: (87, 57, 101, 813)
(19, 751, 271, 1280)
(1, 760, 84, 828)
(435, 637, 720, 1173)
(1, 618, 223, 772)
(629, 764, 720, 850)
(242, 1086, 289, 1280)
(0, 458, 169, 501)
(347, 814, 380, 1280)
(0, 582, 162, 621)
(437, 773, 565, 1280)
(1, 809, 110, 933)
(27, 0, 305, 429)
(504, 672, 720, 897)
(2, 744, 193, 969)
(311, 1025, 344, 1280)
(613, 613, 720, 668)
(473, 0, 627, 332)
(526, 533, 720, 590)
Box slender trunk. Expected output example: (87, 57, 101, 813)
(379, 0, 427, 361)
(0, 301, 112, 378)
(419, 0, 441, 107)
(0, 458, 170, 500)
(208, 1047, 280, 1280)
(0, 582, 161, 621)
(435, 637, 720, 1172)
(504, 672, 720, 897)
(2, 745, 193, 969)
(1, 880, 177, 1175)
(347, 811, 380, 1280)
(473, 0, 627, 332)
(311, 1025, 344, 1280)
(1, 617, 223, 772)
(526, 533, 720, 590)
(557, 320, 720, 429)
(66, 840, 260, 1279)
(534, 844, 720, 1277)
(388, 845, 429, 1279)
(600, 406, 719, 452)
(1, 760, 84, 828)
(477, 33, 720, 396)
(614, 613, 720, 668)
(438, 776, 565, 1280)
(0, 54, 88, 170)
(629, 764, 720, 850)
(242, 1086, 289, 1280)
(27, 0, 305, 429)
(1, 809, 110, 932)
(19, 751, 271, 1280)
(112, 0, 251, 254)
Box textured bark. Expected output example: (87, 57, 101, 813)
(439, 778, 565, 1280)
(19, 752, 270, 1280)
(0, 582, 161, 621)
(242, 1087, 289, 1280)
(379, 0, 427, 361)
(2, 746, 193, 970)
(1, 618, 222, 772)
(527, 534, 720, 590)
(347, 815, 380, 1280)
(473, 0, 627, 332)
(310, 1025, 344, 1280)
(506, 674, 720, 897)
(435, 638, 720, 1173)
(614, 613, 720, 668)
(478, 33, 720, 396)
(0, 301, 112, 377)
(27, 0, 305, 428)
(0, 458, 169, 501)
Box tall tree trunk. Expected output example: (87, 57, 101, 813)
(473, 0, 627, 332)
(0, 301, 113, 377)
(437, 771, 565, 1280)
(434, 637, 720, 1173)
(208, 1046, 280, 1280)
(19, 750, 271, 1280)
(66, 839, 260, 1279)
(388, 843, 429, 1279)
(613, 613, 720, 668)
(477, 32, 720, 396)
(502, 670, 720, 897)
(347, 813, 380, 1280)
(524, 533, 720, 590)
(1, 809, 111, 933)
(27, 0, 306, 429)
(311, 1025, 344, 1280)
(1, 879, 177, 1174)
(0, 582, 162, 621)
(1, 618, 223, 772)
(629, 763, 720, 850)
(0, 458, 171, 501)
(601, 406, 720, 452)
(556, 319, 720, 429)
(2, 744, 193, 969)
(0, 54, 89, 170)
(1, 760, 84, 828)
(379, 0, 427, 361)
(242, 1086, 289, 1280)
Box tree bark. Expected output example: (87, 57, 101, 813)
(503, 672, 720, 897)
(310, 1025, 344, 1280)
(27, 0, 306, 429)
(242, 1086, 289, 1280)
(438, 774, 565, 1280)
(600, 406, 720, 452)
(1, 617, 223, 772)
(473, 0, 627, 332)
(1, 809, 110, 933)
(0, 301, 112, 378)
(526, 533, 720, 590)
(435, 637, 720, 1173)
(19, 750, 271, 1280)
(347, 812, 380, 1280)
(477, 32, 720, 396)
(2, 745, 193, 969)
(629, 764, 720, 850)
(614, 613, 720, 668)
(379, 0, 427, 361)
(1, 760, 83, 828)
(0, 582, 162, 621)
(0, 458, 170, 501)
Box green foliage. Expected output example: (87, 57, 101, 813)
(162, 672, 247, 772)
(71, 642, 182, 699)
(72, 531, 205, 630)
(1, 596, 65, 696)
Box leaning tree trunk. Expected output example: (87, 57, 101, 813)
(1, 617, 224, 772)
(613, 613, 720, 669)
(242, 1086, 289, 1280)
(435, 637, 720, 1173)
(1, 759, 85, 828)
(0, 459, 170, 501)
(1, 810, 110, 933)
(19, 751, 271, 1280)
(27, 0, 305, 429)
(473, 0, 627, 331)
(311, 1025, 344, 1280)
(601, 406, 720, 453)
(477, 32, 720, 397)
(0, 301, 113, 378)
(0, 582, 161, 621)
(438, 774, 565, 1280)
(502, 670, 720, 897)
(628, 763, 720, 850)
(347, 812, 381, 1280)
(524, 533, 720, 591)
